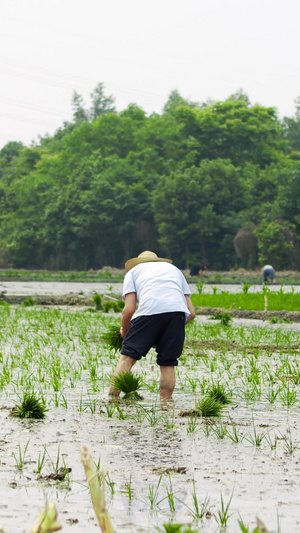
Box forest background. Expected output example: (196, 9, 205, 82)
(1, 84, 300, 272)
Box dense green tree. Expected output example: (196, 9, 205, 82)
(163, 89, 199, 114)
(89, 82, 116, 120)
(71, 91, 88, 123)
(152, 159, 246, 268)
(254, 220, 295, 269)
(173, 100, 287, 167)
(1, 87, 299, 270)
(282, 97, 300, 154)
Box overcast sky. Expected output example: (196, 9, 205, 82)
(1, 0, 300, 149)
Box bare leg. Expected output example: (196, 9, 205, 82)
(108, 354, 136, 396)
(159, 366, 175, 398)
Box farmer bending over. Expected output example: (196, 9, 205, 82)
(108, 251, 195, 399)
(262, 264, 276, 283)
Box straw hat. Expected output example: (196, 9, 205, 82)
(125, 251, 172, 272)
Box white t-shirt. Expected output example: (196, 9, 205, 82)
(122, 261, 192, 321)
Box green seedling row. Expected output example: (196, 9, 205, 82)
(192, 288, 300, 311)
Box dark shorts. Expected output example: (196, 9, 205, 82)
(121, 312, 185, 366)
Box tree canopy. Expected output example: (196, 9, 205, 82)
(1, 84, 300, 270)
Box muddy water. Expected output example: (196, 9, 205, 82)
(1, 281, 300, 296)
(1, 378, 300, 533)
(1, 302, 300, 531)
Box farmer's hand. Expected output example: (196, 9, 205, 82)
(120, 326, 125, 339)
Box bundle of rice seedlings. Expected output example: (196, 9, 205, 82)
(112, 371, 143, 400)
(211, 311, 232, 326)
(11, 391, 47, 419)
(101, 325, 123, 353)
(92, 293, 102, 310)
(206, 383, 232, 405)
(196, 396, 224, 417)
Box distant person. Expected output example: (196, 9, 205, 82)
(189, 263, 208, 276)
(262, 264, 276, 283)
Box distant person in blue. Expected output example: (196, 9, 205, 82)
(189, 263, 208, 276)
(262, 265, 276, 283)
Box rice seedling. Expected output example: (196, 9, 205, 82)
(214, 492, 234, 528)
(101, 324, 123, 353)
(201, 420, 213, 437)
(280, 383, 297, 407)
(11, 391, 47, 419)
(105, 473, 115, 495)
(226, 422, 244, 443)
(238, 516, 258, 532)
(176, 480, 210, 521)
(22, 297, 35, 306)
(212, 311, 232, 326)
(165, 477, 176, 512)
(186, 414, 198, 433)
(185, 375, 198, 393)
(85, 396, 97, 414)
(196, 281, 204, 294)
(244, 417, 270, 447)
(144, 405, 162, 426)
(148, 474, 163, 509)
(266, 383, 281, 404)
(265, 432, 278, 451)
(49, 445, 62, 475)
(115, 404, 129, 420)
(12, 440, 30, 469)
(242, 283, 251, 294)
(35, 446, 48, 475)
(132, 405, 146, 423)
(158, 524, 198, 533)
(281, 429, 300, 454)
(121, 474, 134, 502)
(196, 396, 224, 417)
(111, 370, 143, 400)
(103, 402, 117, 418)
(92, 293, 102, 310)
(163, 411, 176, 430)
(211, 420, 228, 439)
(206, 382, 232, 405)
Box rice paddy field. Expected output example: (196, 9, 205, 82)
(1, 291, 300, 532)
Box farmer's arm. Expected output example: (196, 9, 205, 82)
(185, 295, 195, 323)
(121, 292, 137, 337)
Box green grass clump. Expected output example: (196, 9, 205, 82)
(101, 325, 123, 352)
(11, 392, 47, 419)
(211, 311, 232, 326)
(92, 293, 102, 310)
(196, 396, 224, 417)
(103, 300, 124, 313)
(22, 297, 35, 307)
(269, 316, 291, 324)
(112, 371, 143, 400)
(206, 383, 232, 405)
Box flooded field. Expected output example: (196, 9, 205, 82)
(1, 303, 300, 533)
(1, 281, 300, 297)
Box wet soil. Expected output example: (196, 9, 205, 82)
(1, 289, 300, 532)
